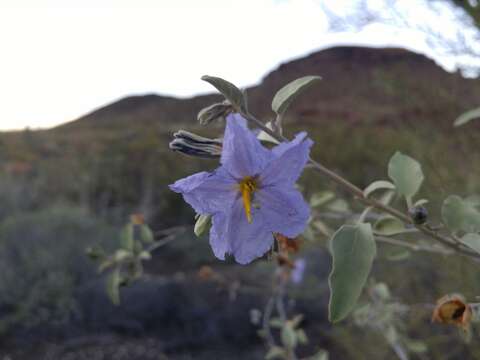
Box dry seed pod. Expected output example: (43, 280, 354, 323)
(432, 294, 472, 330)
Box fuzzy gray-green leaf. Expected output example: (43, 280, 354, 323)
(201, 75, 245, 111)
(120, 224, 134, 251)
(272, 76, 321, 116)
(388, 152, 424, 199)
(374, 216, 408, 236)
(310, 191, 335, 208)
(139, 224, 154, 244)
(363, 180, 395, 198)
(265, 346, 286, 360)
(442, 195, 480, 233)
(106, 268, 122, 305)
(281, 323, 297, 349)
(328, 224, 376, 323)
(454, 107, 480, 127)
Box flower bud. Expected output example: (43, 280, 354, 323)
(371, 282, 390, 301)
(194, 214, 212, 237)
(169, 130, 222, 158)
(197, 101, 233, 125)
(409, 205, 428, 225)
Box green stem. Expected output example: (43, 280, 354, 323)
(375, 235, 453, 255)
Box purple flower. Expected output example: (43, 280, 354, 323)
(170, 114, 313, 264)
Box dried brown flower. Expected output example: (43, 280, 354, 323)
(432, 294, 472, 330)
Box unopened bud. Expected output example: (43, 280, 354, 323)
(371, 282, 391, 301)
(194, 214, 212, 237)
(169, 130, 222, 158)
(409, 205, 428, 225)
(197, 101, 233, 125)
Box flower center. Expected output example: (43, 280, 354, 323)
(238, 176, 258, 223)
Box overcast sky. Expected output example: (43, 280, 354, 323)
(0, 0, 475, 130)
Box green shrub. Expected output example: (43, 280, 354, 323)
(0, 205, 117, 332)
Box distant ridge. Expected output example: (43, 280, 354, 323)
(55, 46, 480, 131)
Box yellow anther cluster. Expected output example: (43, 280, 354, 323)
(238, 176, 258, 223)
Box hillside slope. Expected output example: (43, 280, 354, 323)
(55, 46, 480, 132)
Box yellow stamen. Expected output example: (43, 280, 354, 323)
(238, 176, 258, 223)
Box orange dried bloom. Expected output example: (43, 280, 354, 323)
(432, 294, 472, 330)
(277, 253, 294, 269)
(197, 265, 215, 281)
(275, 234, 301, 254)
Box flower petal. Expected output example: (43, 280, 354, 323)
(221, 113, 272, 179)
(255, 186, 310, 238)
(260, 133, 313, 187)
(272, 131, 307, 157)
(169, 167, 237, 214)
(209, 212, 230, 260)
(226, 197, 274, 264)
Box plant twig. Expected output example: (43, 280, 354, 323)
(147, 225, 187, 253)
(375, 235, 453, 255)
(263, 297, 276, 348)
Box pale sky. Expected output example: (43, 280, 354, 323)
(0, 0, 476, 130)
